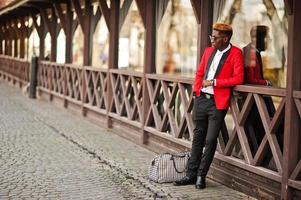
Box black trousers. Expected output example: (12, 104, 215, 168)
(187, 95, 227, 178)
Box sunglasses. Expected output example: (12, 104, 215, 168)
(209, 35, 225, 41)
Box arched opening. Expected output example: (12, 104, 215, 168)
(215, 0, 287, 88)
(92, 17, 109, 68)
(44, 33, 51, 60)
(156, 0, 198, 76)
(118, 0, 145, 71)
(72, 26, 84, 65)
(56, 29, 66, 63)
(28, 28, 40, 59)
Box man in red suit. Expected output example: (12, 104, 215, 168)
(243, 25, 271, 86)
(175, 23, 244, 189)
(242, 26, 283, 167)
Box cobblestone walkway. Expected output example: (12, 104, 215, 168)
(0, 81, 256, 200)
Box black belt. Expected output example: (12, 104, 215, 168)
(201, 92, 214, 99)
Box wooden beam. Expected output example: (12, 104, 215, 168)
(12, 21, 18, 57)
(98, 0, 110, 30)
(83, 0, 93, 66)
(71, 0, 84, 28)
(39, 8, 51, 33)
(53, 1, 75, 63)
(0, 26, 2, 54)
(31, 14, 46, 60)
(5, 22, 13, 56)
(19, 18, 26, 58)
(190, 0, 201, 24)
(107, 0, 120, 128)
(92, 5, 101, 34)
(193, 0, 213, 67)
(40, 7, 58, 62)
(119, 0, 132, 30)
(141, 0, 157, 143)
(155, 0, 169, 28)
(282, 1, 301, 199)
(284, 0, 293, 15)
(54, 3, 67, 33)
(32, 14, 45, 39)
(144, 0, 156, 74)
(65, 1, 74, 63)
(135, 0, 146, 27)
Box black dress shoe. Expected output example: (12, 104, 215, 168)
(174, 176, 196, 186)
(195, 176, 206, 189)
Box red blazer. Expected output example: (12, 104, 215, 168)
(243, 44, 268, 85)
(193, 45, 244, 110)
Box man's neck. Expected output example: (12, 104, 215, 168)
(217, 43, 230, 51)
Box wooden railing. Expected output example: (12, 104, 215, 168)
(0, 55, 30, 86)
(36, 61, 289, 172)
(290, 91, 301, 191)
(108, 69, 143, 127)
(20, 60, 301, 197)
(144, 74, 194, 147)
(83, 66, 108, 115)
(223, 85, 286, 178)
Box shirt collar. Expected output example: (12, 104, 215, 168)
(217, 43, 231, 54)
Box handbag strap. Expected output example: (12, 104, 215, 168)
(170, 155, 187, 174)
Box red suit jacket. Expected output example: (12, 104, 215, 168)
(193, 45, 244, 110)
(243, 44, 268, 85)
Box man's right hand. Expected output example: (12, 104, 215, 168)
(202, 80, 214, 88)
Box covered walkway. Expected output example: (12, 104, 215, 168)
(0, 81, 253, 199)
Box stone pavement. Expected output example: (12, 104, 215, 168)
(0, 81, 256, 200)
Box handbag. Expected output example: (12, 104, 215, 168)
(148, 152, 191, 183)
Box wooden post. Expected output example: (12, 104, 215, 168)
(14, 39, 18, 57)
(191, 0, 213, 66)
(282, 1, 301, 199)
(50, 8, 58, 62)
(5, 36, 9, 55)
(72, 0, 93, 66)
(32, 14, 45, 60)
(29, 56, 38, 98)
(6, 23, 12, 56)
(0, 24, 3, 55)
(83, 0, 92, 66)
(19, 18, 26, 59)
(72, 0, 96, 115)
(54, 1, 77, 64)
(0, 35, 2, 54)
(140, 0, 156, 143)
(12, 21, 19, 58)
(40, 7, 58, 62)
(104, 0, 120, 128)
(27, 20, 33, 58)
(65, 2, 74, 63)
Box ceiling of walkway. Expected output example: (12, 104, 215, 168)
(0, 0, 94, 20)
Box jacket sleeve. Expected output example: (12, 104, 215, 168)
(215, 50, 244, 87)
(245, 66, 267, 85)
(193, 50, 207, 95)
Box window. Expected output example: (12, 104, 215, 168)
(156, 0, 198, 77)
(215, 0, 287, 88)
(92, 17, 109, 68)
(118, 1, 145, 71)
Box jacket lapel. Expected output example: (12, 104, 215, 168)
(204, 49, 217, 80)
(214, 47, 232, 78)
